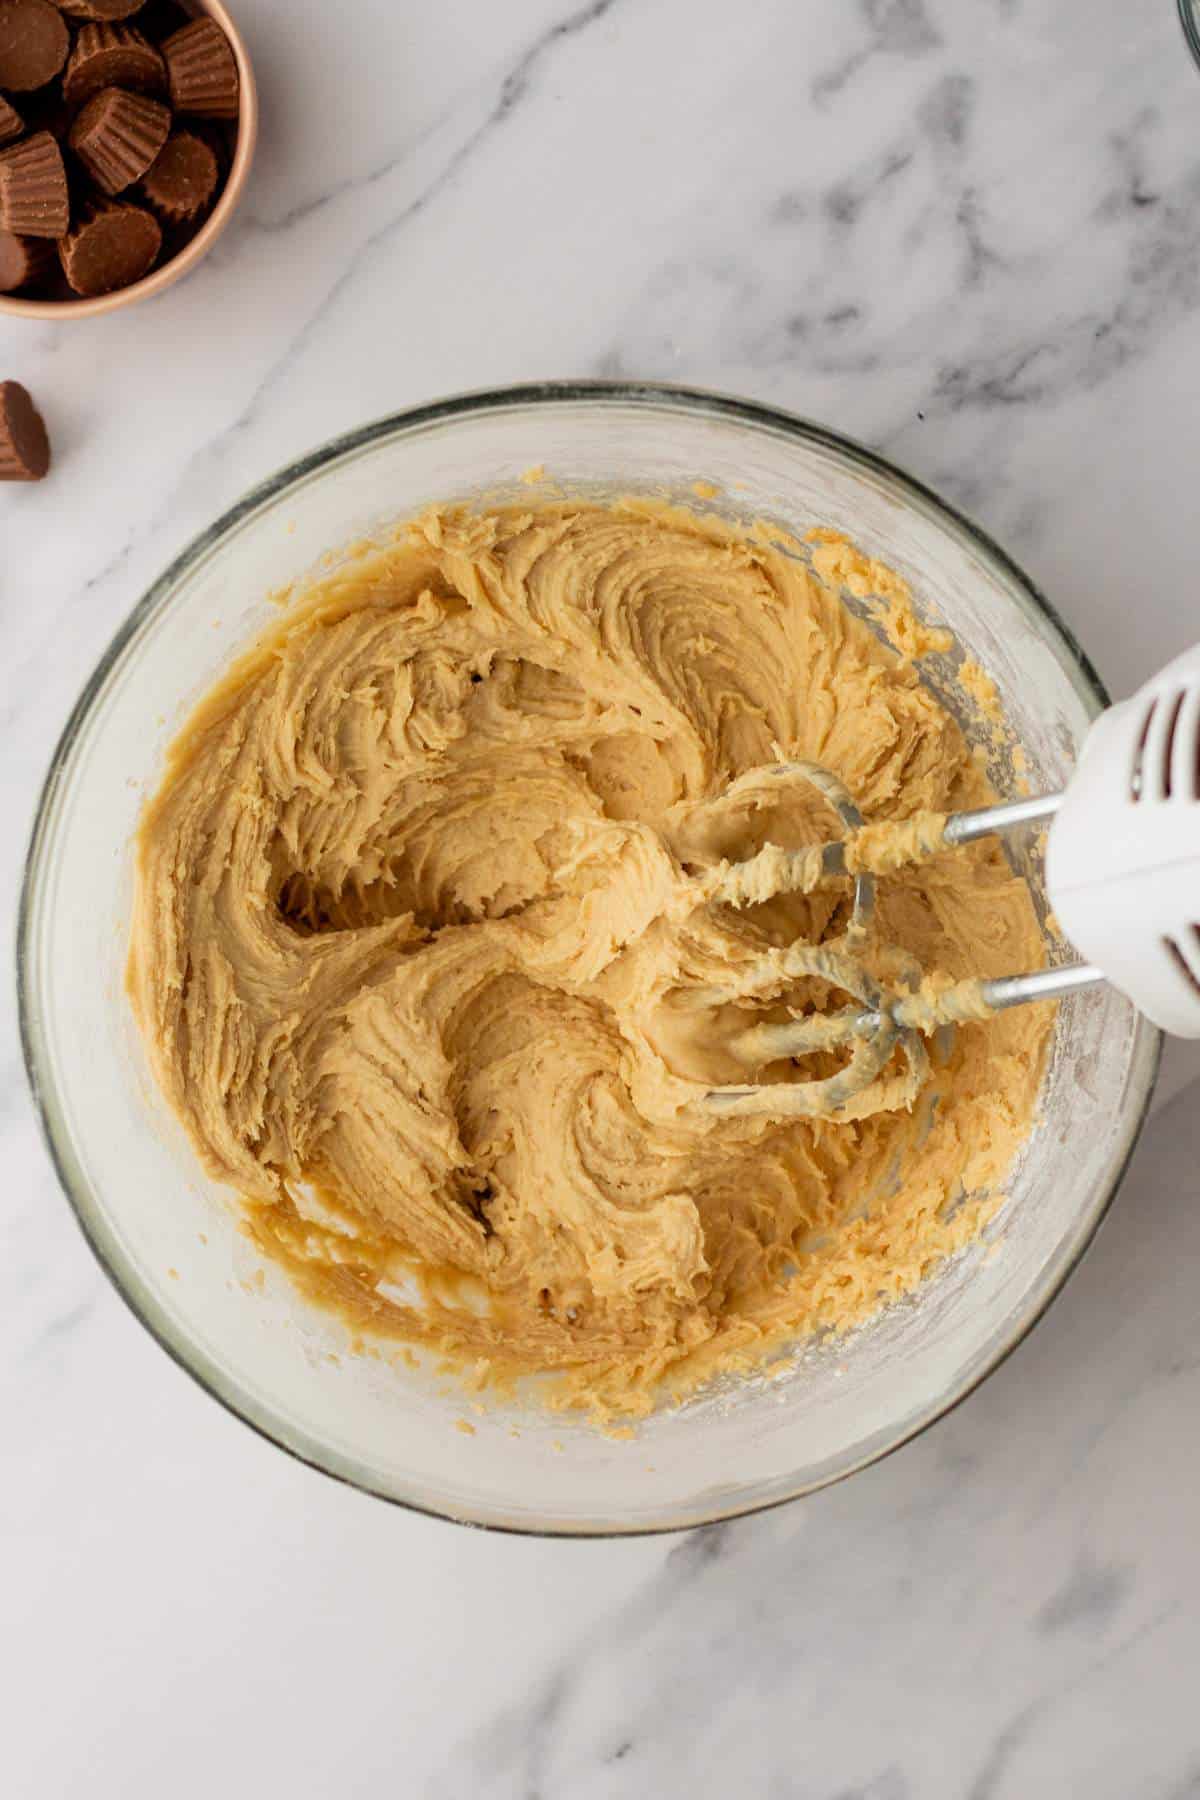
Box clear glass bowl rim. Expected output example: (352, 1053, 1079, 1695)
(17, 379, 1162, 1537)
(1180, 0, 1200, 73)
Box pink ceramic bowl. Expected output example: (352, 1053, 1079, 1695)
(0, 0, 257, 321)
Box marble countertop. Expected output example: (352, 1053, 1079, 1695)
(5, 0, 1200, 1793)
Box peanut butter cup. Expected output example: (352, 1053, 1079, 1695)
(69, 84, 170, 192)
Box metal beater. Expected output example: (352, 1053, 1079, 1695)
(700, 644, 1200, 1120)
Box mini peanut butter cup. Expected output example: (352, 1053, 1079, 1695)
(0, 0, 70, 92)
(0, 95, 25, 147)
(58, 191, 160, 293)
(162, 17, 237, 118)
(140, 126, 217, 222)
(0, 130, 69, 236)
(69, 84, 170, 193)
(0, 379, 50, 480)
(62, 22, 164, 106)
(0, 224, 55, 290)
(56, 1, 150, 19)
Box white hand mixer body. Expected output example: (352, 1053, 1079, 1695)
(1046, 640, 1200, 1038)
(700, 642, 1200, 1120)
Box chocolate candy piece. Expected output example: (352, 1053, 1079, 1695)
(0, 95, 25, 146)
(58, 192, 160, 293)
(162, 18, 237, 118)
(56, 1, 149, 18)
(0, 225, 55, 290)
(140, 126, 217, 222)
(69, 84, 170, 193)
(0, 380, 50, 480)
(0, 0, 70, 91)
(0, 131, 69, 235)
(62, 22, 164, 106)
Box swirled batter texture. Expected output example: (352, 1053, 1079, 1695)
(129, 501, 1050, 1417)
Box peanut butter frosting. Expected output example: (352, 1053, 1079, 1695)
(128, 499, 1050, 1417)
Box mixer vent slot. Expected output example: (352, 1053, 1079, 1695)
(1130, 697, 1155, 801)
(1132, 690, 1194, 802)
(1163, 934, 1200, 1000)
(1161, 691, 1185, 798)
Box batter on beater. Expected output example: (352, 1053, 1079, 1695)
(128, 499, 1051, 1417)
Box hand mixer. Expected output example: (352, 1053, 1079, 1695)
(700, 643, 1200, 1120)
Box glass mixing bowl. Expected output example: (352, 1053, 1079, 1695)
(1181, 0, 1200, 74)
(19, 383, 1160, 1535)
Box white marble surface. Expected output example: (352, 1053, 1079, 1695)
(4, 0, 1200, 1793)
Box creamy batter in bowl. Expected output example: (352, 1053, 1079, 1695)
(20, 385, 1160, 1533)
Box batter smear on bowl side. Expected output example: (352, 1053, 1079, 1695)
(128, 500, 1051, 1417)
